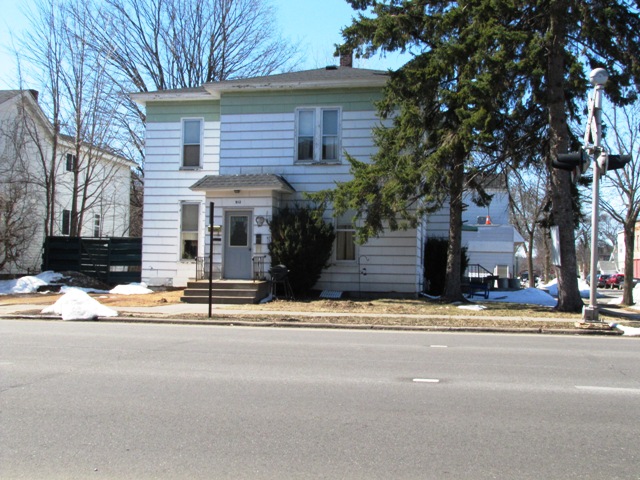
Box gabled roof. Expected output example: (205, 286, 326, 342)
(190, 174, 295, 193)
(131, 66, 389, 104)
(0, 90, 21, 105)
(0, 90, 40, 106)
(0, 89, 135, 167)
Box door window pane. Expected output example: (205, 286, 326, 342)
(229, 215, 248, 247)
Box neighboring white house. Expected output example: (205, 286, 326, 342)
(132, 60, 432, 293)
(0, 90, 134, 276)
(426, 185, 525, 280)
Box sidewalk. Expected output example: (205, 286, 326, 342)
(0, 301, 625, 335)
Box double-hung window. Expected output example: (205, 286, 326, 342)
(93, 214, 101, 237)
(66, 153, 77, 172)
(335, 212, 356, 261)
(182, 119, 202, 168)
(62, 209, 71, 236)
(180, 203, 199, 260)
(296, 107, 341, 162)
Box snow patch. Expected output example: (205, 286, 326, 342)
(109, 283, 153, 295)
(41, 288, 118, 321)
(0, 271, 64, 295)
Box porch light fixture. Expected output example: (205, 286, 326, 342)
(255, 215, 265, 226)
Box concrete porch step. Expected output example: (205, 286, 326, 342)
(181, 280, 269, 304)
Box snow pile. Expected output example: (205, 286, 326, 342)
(458, 304, 487, 311)
(609, 322, 640, 336)
(0, 271, 64, 295)
(109, 283, 153, 295)
(483, 287, 557, 307)
(539, 278, 592, 299)
(41, 288, 118, 321)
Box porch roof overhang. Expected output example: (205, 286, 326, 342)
(190, 174, 296, 194)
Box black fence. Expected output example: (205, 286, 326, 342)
(42, 236, 142, 286)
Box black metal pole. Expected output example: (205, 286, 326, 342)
(208, 202, 214, 318)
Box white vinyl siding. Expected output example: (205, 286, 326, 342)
(141, 115, 219, 286)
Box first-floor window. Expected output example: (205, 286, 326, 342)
(93, 214, 101, 237)
(335, 212, 356, 261)
(181, 203, 199, 259)
(62, 209, 71, 235)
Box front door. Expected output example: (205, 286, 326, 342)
(223, 211, 252, 279)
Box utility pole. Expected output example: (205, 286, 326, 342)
(582, 68, 607, 323)
(580, 69, 632, 321)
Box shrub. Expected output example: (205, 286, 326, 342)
(424, 237, 469, 295)
(268, 205, 335, 296)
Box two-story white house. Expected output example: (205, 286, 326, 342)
(133, 59, 433, 294)
(0, 90, 134, 276)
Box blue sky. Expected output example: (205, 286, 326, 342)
(0, 0, 407, 90)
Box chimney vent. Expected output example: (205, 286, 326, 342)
(340, 51, 353, 68)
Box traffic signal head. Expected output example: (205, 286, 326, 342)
(606, 154, 632, 172)
(596, 151, 631, 174)
(552, 149, 590, 181)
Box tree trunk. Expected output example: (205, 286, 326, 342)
(527, 233, 535, 288)
(546, 3, 584, 312)
(622, 220, 635, 305)
(442, 154, 465, 301)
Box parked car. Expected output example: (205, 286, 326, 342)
(605, 273, 624, 289)
(519, 272, 540, 287)
(587, 273, 611, 288)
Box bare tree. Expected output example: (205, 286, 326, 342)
(84, 0, 299, 131)
(600, 100, 640, 306)
(506, 165, 550, 288)
(60, 0, 130, 236)
(17, 0, 69, 237)
(18, 0, 132, 238)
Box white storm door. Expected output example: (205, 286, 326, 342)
(223, 211, 252, 279)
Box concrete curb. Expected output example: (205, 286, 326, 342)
(0, 313, 623, 336)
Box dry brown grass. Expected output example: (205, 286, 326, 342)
(3, 288, 638, 331)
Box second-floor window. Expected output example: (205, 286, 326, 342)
(182, 119, 202, 168)
(296, 107, 341, 162)
(66, 153, 77, 172)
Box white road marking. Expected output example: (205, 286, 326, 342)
(429, 345, 448, 348)
(413, 378, 440, 383)
(576, 386, 640, 394)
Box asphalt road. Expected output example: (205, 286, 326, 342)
(2, 321, 639, 479)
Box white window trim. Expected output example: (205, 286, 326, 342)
(294, 107, 342, 164)
(180, 118, 204, 169)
